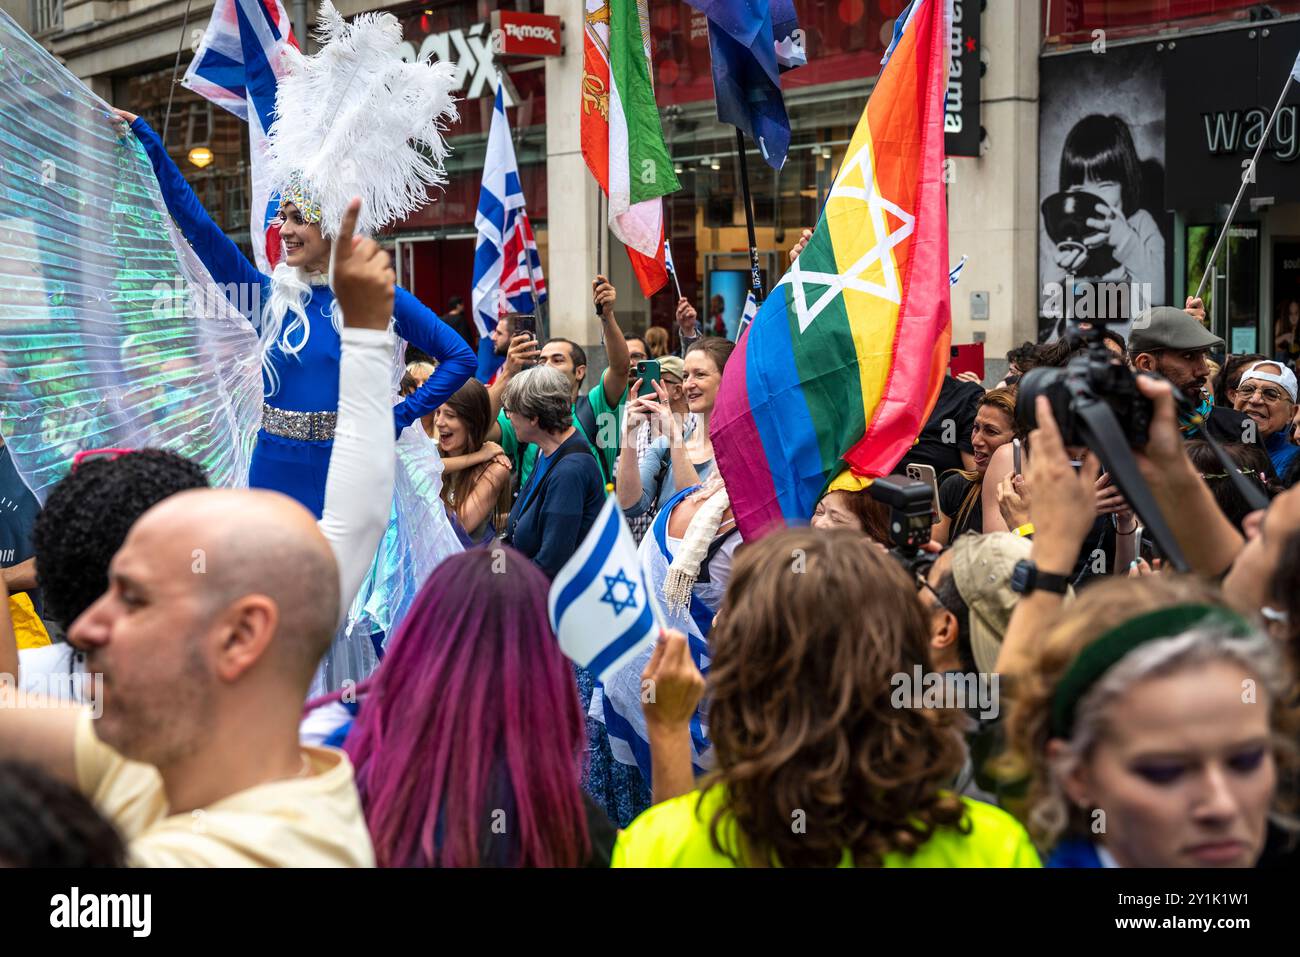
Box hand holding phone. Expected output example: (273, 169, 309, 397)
(636, 359, 661, 398)
(512, 314, 537, 341)
(593, 275, 615, 320)
(905, 463, 942, 525)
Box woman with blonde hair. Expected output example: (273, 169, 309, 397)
(999, 574, 1296, 868)
(614, 528, 1040, 867)
(645, 325, 669, 358)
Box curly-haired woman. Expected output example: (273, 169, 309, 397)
(612, 528, 1040, 867)
(998, 574, 1295, 868)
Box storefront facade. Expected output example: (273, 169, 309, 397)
(25, 0, 1004, 348)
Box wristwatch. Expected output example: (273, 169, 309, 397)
(1010, 559, 1069, 596)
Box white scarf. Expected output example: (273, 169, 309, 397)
(662, 471, 730, 615)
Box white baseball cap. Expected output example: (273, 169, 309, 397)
(1238, 361, 1298, 403)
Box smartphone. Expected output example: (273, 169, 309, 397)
(950, 342, 985, 381)
(636, 359, 661, 398)
(905, 463, 942, 524)
(512, 314, 537, 340)
(1012, 438, 1022, 476)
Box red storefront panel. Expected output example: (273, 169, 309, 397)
(1043, 0, 1300, 45)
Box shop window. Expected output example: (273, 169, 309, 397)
(1187, 221, 1260, 351)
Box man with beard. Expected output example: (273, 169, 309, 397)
(1127, 306, 1256, 447)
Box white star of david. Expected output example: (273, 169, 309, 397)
(779, 143, 915, 334)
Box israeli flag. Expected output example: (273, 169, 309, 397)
(949, 254, 968, 287)
(737, 288, 760, 339)
(548, 497, 661, 683)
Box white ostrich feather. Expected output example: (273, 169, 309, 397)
(266, 1, 459, 238)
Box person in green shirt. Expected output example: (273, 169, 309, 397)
(612, 527, 1042, 869)
(486, 275, 631, 488)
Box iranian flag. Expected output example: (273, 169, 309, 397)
(581, 0, 680, 295)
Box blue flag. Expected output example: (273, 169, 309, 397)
(548, 497, 660, 684)
(771, 0, 806, 70)
(686, 0, 793, 169)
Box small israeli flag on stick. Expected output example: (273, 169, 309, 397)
(548, 497, 662, 683)
(664, 237, 683, 299)
(949, 254, 968, 287)
(737, 289, 760, 338)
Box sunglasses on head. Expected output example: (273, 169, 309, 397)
(71, 448, 134, 472)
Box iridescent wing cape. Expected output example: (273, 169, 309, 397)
(0, 11, 262, 500)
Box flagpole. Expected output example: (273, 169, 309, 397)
(161, 0, 197, 144)
(1194, 70, 1295, 303)
(595, 183, 605, 321)
(506, 73, 541, 326)
(735, 129, 764, 307)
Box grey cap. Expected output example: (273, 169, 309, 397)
(1128, 306, 1223, 355)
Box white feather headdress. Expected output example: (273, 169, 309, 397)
(266, 1, 458, 238)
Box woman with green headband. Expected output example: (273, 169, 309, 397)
(1002, 575, 1296, 868)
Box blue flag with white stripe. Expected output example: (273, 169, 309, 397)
(548, 497, 660, 684)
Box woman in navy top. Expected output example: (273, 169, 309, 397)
(501, 367, 605, 578)
(112, 110, 476, 518)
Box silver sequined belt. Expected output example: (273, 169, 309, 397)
(260, 404, 337, 442)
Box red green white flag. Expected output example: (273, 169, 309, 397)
(580, 0, 679, 295)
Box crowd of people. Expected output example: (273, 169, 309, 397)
(4, 162, 1300, 868)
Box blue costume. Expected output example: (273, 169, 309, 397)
(130, 117, 476, 517)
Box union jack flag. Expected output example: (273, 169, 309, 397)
(181, 0, 297, 273)
(472, 84, 546, 337)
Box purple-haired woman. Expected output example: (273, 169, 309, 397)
(302, 547, 615, 867)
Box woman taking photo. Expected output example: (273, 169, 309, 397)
(500, 366, 605, 579)
(306, 548, 616, 867)
(613, 528, 1040, 867)
(934, 386, 1018, 543)
(1001, 575, 1295, 868)
(618, 337, 734, 523)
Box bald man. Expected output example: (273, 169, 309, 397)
(0, 490, 373, 865)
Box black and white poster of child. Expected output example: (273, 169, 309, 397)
(1038, 42, 1173, 341)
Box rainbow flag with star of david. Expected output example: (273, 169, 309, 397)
(711, 0, 953, 539)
